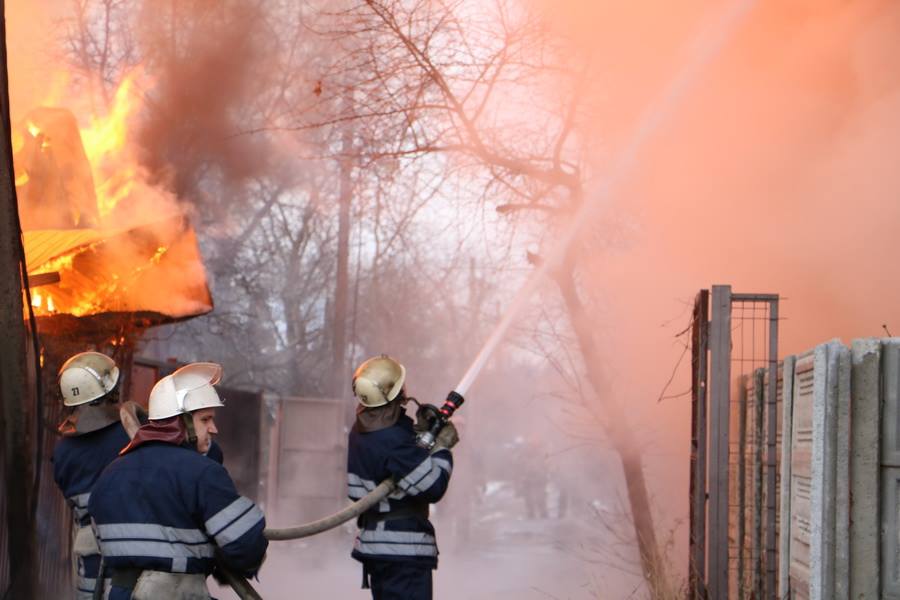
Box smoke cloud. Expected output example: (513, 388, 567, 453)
(10, 0, 900, 596)
(532, 0, 900, 573)
(132, 1, 276, 204)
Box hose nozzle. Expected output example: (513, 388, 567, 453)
(416, 391, 465, 450)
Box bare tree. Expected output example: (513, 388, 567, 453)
(56, 0, 489, 405)
(283, 0, 671, 594)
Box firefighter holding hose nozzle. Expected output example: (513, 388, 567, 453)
(348, 355, 460, 600)
(53, 351, 131, 599)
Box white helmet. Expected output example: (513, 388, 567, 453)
(148, 362, 225, 420)
(58, 352, 120, 406)
(352, 355, 406, 408)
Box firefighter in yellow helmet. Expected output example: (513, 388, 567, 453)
(52, 351, 130, 599)
(347, 355, 459, 600)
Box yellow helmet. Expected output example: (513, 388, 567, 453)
(352, 355, 406, 408)
(58, 352, 120, 406)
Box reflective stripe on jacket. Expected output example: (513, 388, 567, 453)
(53, 421, 130, 597)
(347, 413, 453, 568)
(89, 441, 268, 577)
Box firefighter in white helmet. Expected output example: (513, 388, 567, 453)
(347, 355, 459, 600)
(52, 351, 130, 600)
(89, 363, 268, 599)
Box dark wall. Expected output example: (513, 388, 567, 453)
(212, 386, 261, 501)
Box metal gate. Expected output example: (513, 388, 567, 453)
(689, 285, 780, 600)
(263, 395, 347, 532)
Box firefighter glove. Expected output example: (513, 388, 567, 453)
(434, 420, 459, 450)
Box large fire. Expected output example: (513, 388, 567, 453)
(16, 73, 213, 323)
(80, 73, 142, 219)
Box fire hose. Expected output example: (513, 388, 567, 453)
(262, 0, 756, 551)
(264, 479, 397, 541)
(201, 394, 465, 600)
(263, 391, 464, 542)
(208, 479, 397, 600)
(224, 0, 758, 593)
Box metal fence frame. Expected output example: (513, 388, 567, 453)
(690, 285, 780, 600)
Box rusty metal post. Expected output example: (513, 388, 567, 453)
(689, 289, 709, 598)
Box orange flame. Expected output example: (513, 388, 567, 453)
(29, 289, 57, 314)
(28, 242, 171, 318)
(80, 72, 144, 218)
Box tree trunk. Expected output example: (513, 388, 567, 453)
(0, 0, 38, 594)
(553, 258, 666, 597)
(330, 103, 353, 396)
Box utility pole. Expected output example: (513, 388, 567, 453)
(330, 94, 353, 397)
(0, 0, 38, 597)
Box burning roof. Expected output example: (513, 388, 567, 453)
(24, 216, 213, 322)
(15, 87, 213, 327)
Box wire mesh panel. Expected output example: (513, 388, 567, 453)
(700, 286, 780, 600)
(728, 299, 777, 600)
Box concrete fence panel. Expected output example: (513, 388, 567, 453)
(778, 355, 796, 599)
(786, 340, 850, 600)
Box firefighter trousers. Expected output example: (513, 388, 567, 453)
(363, 561, 433, 600)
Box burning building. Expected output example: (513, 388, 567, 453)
(16, 91, 213, 328)
(6, 81, 215, 596)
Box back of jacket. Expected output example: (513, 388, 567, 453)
(347, 413, 453, 569)
(52, 421, 130, 526)
(89, 441, 267, 577)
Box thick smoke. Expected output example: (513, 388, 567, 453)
(11, 0, 900, 597)
(132, 1, 276, 207)
(533, 0, 900, 577)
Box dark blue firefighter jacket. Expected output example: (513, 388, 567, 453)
(88, 441, 268, 578)
(53, 425, 224, 527)
(348, 413, 453, 569)
(53, 421, 131, 526)
(53, 421, 131, 598)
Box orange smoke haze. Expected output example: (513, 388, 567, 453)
(531, 0, 900, 564)
(7, 0, 900, 590)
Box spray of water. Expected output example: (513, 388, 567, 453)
(454, 0, 757, 397)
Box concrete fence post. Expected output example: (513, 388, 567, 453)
(777, 355, 796, 599)
(849, 339, 881, 599)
